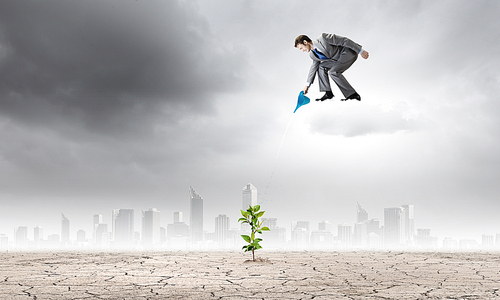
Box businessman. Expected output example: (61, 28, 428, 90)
(295, 33, 369, 101)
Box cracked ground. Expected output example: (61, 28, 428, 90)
(1, 251, 500, 299)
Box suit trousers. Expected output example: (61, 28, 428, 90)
(317, 48, 358, 97)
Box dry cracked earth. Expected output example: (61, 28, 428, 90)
(1, 251, 500, 299)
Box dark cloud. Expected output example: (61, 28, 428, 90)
(0, 0, 244, 135)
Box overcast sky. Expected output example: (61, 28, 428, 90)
(1, 0, 499, 241)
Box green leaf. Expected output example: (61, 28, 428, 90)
(253, 205, 260, 212)
(251, 241, 260, 247)
(256, 211, 264, 218)
(241, 235, 251, 243)
(255, 238, 263, 243)
(261, 227, 270, 231)
(238, 218, 247, 223)
(241, 210, 248, 217)
(251, 232, 255, 241)
(257, 230, 262, 234)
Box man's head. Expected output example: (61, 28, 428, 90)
(294, 35, 313, 52)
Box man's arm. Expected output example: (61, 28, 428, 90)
(322, 33, 362, 54)
(304, 60, 320, 94)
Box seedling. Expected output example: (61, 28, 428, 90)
(238, 205, 270, 261)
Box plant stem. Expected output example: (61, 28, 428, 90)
(252, 249, 255, 261)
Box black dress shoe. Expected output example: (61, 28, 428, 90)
(341, 92, 361, 101)
(315, 91, 334, 101)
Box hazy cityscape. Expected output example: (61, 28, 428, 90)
(1, 184, 499, 252)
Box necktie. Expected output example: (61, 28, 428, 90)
(313, 48, 328, 59)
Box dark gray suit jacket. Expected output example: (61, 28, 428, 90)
(307, 33, 362, 85)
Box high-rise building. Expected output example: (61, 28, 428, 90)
(401, 204, 415, 243)
(15, 226, 28, 248)
(76, 230, 86, 243)
(142, 208, 161, 247)
(292, 221, 310, 248)
(384, 207, 405, 246)
(215, 214, 230, 245)
(174, 212, 183, 223)
(338, 224, 352, 247)
(189, 187, 204, 243)
(0, 235, 8, 250)
(318, 221, 333, 232)
(34, 226, 43, 246)
(112, 209, 134, 247)
(95, 223, 109, 248)
(61, 213, 70, 245)
(93, 214, 102, 242)
(260, 218, 286, 248)
(242, 183, 257, 210)
(356, 203, 368, 223)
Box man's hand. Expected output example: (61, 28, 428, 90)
(303, 86, 309, 94)
(361, 50, 369, 59)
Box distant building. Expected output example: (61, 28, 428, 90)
(215, 214, 230, 245)
(174, 212, 183, 223)
(95, 223, 109, 248)
(34, 226, 43, 247)
(61, 213, 70, 245)
(15, 226, 28, 249)
(167, 211, 190, 241)
(318, 221, 333, 232)
(311, 221, 334, 249)
(384, 207, 405, 246)
(260, 218, 286, 249)
(442, 237, 458, 250)
(357, 203, 368, 223)
(189, 187, 204, 243)
(93, 214, 103, 243)
(242, 183, 258, 210)
(482, 234, 495, 249)
(0, 234, 8, 250)
(112, 209, 134, 247)
(292, 221, 310, 248)
(401, 204, 416, 243)
(337, 224, 352, 248)
(415, 229, 438, 249)
(142, 208, 161, 247)
(76, 230, 86, 243)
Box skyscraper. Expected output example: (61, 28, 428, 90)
(93, 214, 102, 242)
(142, 208, 160, 247)
(356, 203, 368, 223)
(95, 223, 109, 248)
(174, 212, 183, 223)
(15, 226, 28, 249)
(242, 183, 257, 210)
(401, 204, 416, 243)
(61, 213, 70, 245)
(215, 214, 230, 245)
(338, 224, 352, 247)
(384, 207, 405, 246)
(34, 226, 43, 247)
(189, 186, 203, 243)
(112, 209, 134, 247)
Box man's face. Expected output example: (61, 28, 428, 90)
(296, 41, 312, 52)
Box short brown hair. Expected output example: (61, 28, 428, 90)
(294, 35, 312, 47)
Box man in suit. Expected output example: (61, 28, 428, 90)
(295, 33, 369, 101)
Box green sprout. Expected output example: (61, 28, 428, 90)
(238, 205, 270, 261)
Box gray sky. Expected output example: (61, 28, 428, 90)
(1, 0, 500, 240)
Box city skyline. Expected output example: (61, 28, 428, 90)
(2, 183, 500, 251)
